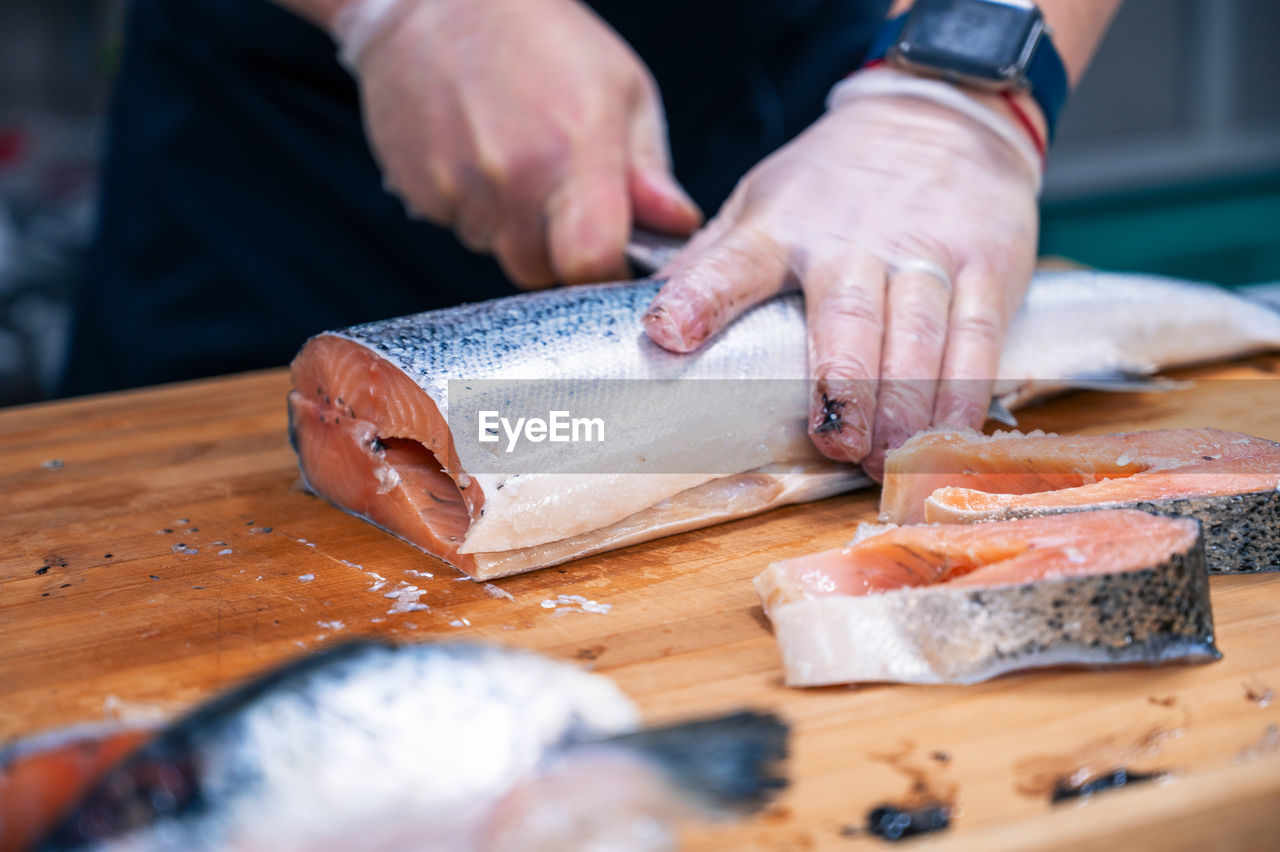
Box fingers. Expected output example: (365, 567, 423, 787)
(628, 168, 702, 237)
(642, 224, 792, 352)
(503, 79, 694, 288)
(546, 161, 632, 285)
(861, 261, 954, 481)
(932, 264, 1012, 430)
(805, 256, 887, 463)
(453, 164, 503, 254)
(492, 218, 556, 289)
(626, 83, 702, 236)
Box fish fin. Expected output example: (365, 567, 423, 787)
(1058, 372, 1193, 394)
(1237, 281, 1280, 312)
(626, 229, 686, 275)
(986, 397, 1019, 427)
(597, 710, 788, 814)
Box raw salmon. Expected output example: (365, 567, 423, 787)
(14, 642, 787, 852)
(289, 264, 1280, 579)
(0, 724, 154, 852)
(881, 428, 1280, 573)
(288, 286, 866, 580)
(754, 511, 1218, 686)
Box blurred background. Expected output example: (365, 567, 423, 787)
(1, 0, 1277, 407)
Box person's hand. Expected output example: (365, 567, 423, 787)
(642, 79, 1041, 479)
(338, 0, 701, 287)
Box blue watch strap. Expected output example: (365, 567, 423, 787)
(863, 11, 1070, 142)
(1024, 26, 1069, 142)
(865, 13, 907, 65)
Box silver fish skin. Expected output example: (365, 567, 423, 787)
(38, 642, 787, 852)
(994, 269, 1280, 408)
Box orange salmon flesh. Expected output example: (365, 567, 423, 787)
(880, 428, 1280, 525)
(756, 510, 1201, 615)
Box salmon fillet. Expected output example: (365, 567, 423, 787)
(755, 511, 1218, 686)
(880, 428, 1280, 573)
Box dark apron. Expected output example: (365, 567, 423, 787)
(60, 0, 887, 395)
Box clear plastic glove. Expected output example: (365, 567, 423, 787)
(336, 0, 701, 287)
(642, 79, 1041, 480)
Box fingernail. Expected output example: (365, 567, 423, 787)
(643, 288, 712, 353)
(643, 304, 695, 352)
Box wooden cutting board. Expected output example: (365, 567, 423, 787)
(2, 358, 1279, 850)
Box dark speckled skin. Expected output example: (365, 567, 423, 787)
(995, 491, 1280, 574)
(961, 537, 1219, 672)
(771, 531, 1219, 686)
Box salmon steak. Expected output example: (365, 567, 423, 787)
(754, 511, 1218, 686)
(880, 428, 1280, 574)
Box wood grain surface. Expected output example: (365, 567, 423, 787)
(3, 358, 1280, 850)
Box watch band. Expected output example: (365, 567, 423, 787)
(863, 10, 1069, 142)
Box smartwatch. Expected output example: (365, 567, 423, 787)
(864, 0, 1069, 141)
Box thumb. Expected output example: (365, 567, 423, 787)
(627, 85, 702, 236)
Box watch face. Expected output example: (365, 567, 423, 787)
(896, 0, 1042, 84)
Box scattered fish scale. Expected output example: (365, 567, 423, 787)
(385, 581, 428, 614)
(541, 594, 612, 616)
(483, 583, 515, 602)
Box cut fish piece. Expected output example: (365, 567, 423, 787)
(881, 428, 1280, 574)
(755, 511, 1219, 686)
(288, 285, 867, 580)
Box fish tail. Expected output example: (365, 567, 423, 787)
(599, 710, 789, 814)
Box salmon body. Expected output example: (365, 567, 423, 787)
(289, 270, 1280, 579)
(15, 642, 786, 852)
(755, 511, 1219, 686)
(288, 281, 866, 579)
(881, 428, 1280, 574)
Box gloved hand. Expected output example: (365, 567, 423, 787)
(333, 0, 702, 287)
(642, 71, 1042, 479)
